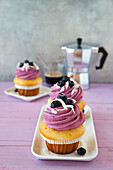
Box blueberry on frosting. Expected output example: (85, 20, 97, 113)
(19, 63, 24, 67)
(24, 59, 29, 63)
(51, 100, 62, 108)
(62, 76, 70, 82)
(65, 98, 74, 106)
(69, 80, 74, 88)
(29, 62, 34, 66)
(57, 80, 65, 87)
(50, 97, 76, 115)
(57, 93, 67, 102)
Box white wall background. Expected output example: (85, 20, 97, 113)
(0, 0, 113, 82)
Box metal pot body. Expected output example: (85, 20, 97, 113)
(61, 39, 108, 89)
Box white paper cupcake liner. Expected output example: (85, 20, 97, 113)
(15, 84, 41, 90)
(40, 133, 81, 144)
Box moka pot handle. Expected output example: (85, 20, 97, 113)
(95, 47, 108, 70)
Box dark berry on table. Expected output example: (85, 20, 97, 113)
(65, 98, 74, 106)
(14, 88, 18, 92)
(24, 59, 29, 63)
(77, 147, 86, 155)
(82, 109, 85, 113)
(62, 76, 70, 82)
(29, 62, 34, 66)
(69, 81, 74, 88)
(51, 100, 62, 108)
(57, 93, 67, 102)
(57, 80, 65, 87)
(19, 63, 24, 67)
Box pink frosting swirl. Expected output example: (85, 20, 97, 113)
(43, 103, 85, 131)
(16, 67, 40, 79)
(49, 82, 83, 103)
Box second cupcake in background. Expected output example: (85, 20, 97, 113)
(14, 60, 42, 96)
(48, 76, 85, 111)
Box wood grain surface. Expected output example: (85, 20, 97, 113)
(0, 82, 113, 170)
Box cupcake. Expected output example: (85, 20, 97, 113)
(48, 76, 85, 111)
(39, 94, 85, 154)
(14, 60, 42, 96)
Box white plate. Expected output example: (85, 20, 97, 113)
(31, 105, 98, 161)
(4, 86, 51, 102)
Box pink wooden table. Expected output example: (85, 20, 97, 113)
(0, 82, 113, 170)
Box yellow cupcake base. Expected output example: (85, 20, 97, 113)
(40, 121, 85, 154)
(39, 121, 85, 141)
(14, 76, 42, 86)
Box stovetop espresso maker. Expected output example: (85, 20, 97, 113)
(61, 38, 108, 89)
